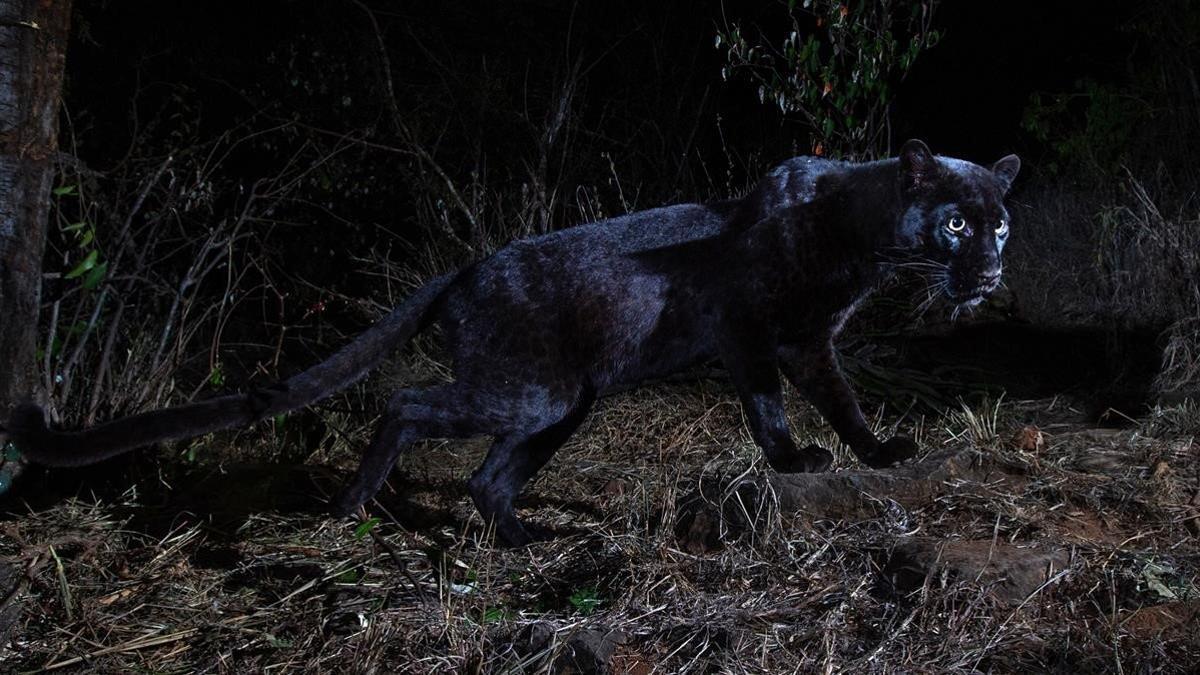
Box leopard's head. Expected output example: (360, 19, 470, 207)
(894, 139, 1021, 309)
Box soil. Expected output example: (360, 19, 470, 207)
(1, 374, 1197, 672)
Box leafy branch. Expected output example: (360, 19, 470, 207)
(717, 0, 940, 159)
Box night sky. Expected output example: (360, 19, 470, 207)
(64, 0, 1146, 187)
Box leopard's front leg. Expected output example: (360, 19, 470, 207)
(717, 327, 834, 474)
(778, 342, 917, 468)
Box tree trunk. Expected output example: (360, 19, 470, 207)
(0, 0, 71, 421)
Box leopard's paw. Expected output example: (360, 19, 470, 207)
(770, 445, 834, 473)
(861, 436, 918, 468)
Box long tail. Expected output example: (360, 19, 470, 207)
(2, 273, 457, 467)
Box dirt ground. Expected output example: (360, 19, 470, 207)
(1, 380, 1198, 673)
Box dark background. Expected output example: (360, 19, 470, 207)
(41, 0, 1200, 422)
(63, 0, 1150, 174)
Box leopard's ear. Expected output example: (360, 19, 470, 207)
(899, 139, 938, 193)
(991, 154, 1021, 194)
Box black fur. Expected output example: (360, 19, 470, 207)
(4, 140, 1019, 546)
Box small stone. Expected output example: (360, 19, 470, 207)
(554, 628, 627, 674)
(1010, 425, 1045, 453)
(512, 624, 627, 674)
(600, 479, 627, 503)
(1122, 601, 1200, 640)
(880, 538, 1070, 605)
(1186, 491, 1200, 537)
(675, 504, 722, 554)
(1151, 460, 1171, 480)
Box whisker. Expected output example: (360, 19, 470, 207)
(909, 279, 948, 322)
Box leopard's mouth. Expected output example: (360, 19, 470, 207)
(945, 285, 995, 305)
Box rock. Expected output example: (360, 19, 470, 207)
(674, 501, 723, 554)
(512, 623, 627, 674)
(1071, 450, 1135, 476)
(880, 538, 1071, 605)
(1010, 425, 1045, 453)
(1121, 600, 1200, 640)
(513, 622, 556, 658)
(766, 448, 1007, 522)
(1187, 490, 1200, 537)
(1150, 460, 1171, 480)
(676, 448, 1022, 544)
(599, 479, 627, 504)
(555, 627, 627, 674)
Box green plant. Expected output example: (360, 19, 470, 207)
(717, 0, 940, 159)
(53, 183, 109, 293)
(1137, 558, 1198, 601)
(478, 606, 510, 624)
(354, 517, 382, 540)
(568, 587, 602, 615)
(1021, 80, 1149, 176)
(334, 569, 361, 584)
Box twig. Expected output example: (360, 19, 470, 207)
(352, 0, 478, 248)
(0, 17, 40, 30)
(367, 524, 431, 604)
(41, 628, 200, 671)
(47, 546, 73, 621)
(84, 297, 125, 424)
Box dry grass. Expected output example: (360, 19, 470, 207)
(1007, 171, 1200, 398)
(2, 382, 1198, 673)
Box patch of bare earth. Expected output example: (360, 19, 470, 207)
(1, 386, 1198, 672)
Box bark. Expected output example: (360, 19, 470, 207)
(0, 0, 71, 420)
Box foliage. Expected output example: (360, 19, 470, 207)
(1021, 1, 1200, 179)
(1021, 79, 1149, 176)
(39, 96, 347, 428)
(354, 517, 382, 540)
(717, 0, 940, 159)
(567, 587, 603, 615)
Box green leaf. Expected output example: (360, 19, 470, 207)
(354, 517, 381, 540)
(82, 261, 108, 290)
(264, 633, 293, 649)
(52, 184, 77, 197)
(64, 250, 98, 279)
(568, 587, 602, 615)
(78, 229, 94, 248)
(62, 221, 87, 232)
(481, 607, 508, 623)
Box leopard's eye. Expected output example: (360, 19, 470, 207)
(946, 216, 967, 233)
(996, 219, 1008, 234)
